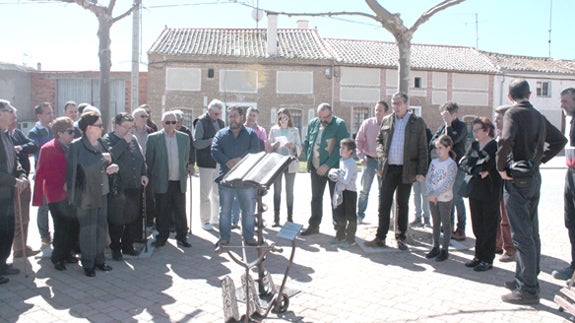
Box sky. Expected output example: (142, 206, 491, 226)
(0, 0, 573, 71)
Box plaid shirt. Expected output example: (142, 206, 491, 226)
(387, 112, 411, 165)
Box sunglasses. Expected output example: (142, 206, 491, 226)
(64, 129, 75, 135)
(279, 116, 289, 121)
(164, 121, 177, 125)
(140, 115, 149, 118)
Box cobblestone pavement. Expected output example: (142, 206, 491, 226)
(1, 157, 573, 322)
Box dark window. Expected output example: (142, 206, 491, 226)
(414, 77, 422, 88)
(536, 81, 550, 97)
(208, 68, 214, 79)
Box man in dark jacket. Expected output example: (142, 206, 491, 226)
(193, 99, 225, 231)
(365, 92, 428, 250)
(553, 88, 575, 282)
(496, 79, 566, 304)
(9, 107, 39, 258)
(429, 101, 468, 241)
(28, 102, 54, 245)
(0, 99, 29, 284)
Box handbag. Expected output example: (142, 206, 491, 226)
(505, 114, 544, 189)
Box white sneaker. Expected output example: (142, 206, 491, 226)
(202, 223, 214, 231)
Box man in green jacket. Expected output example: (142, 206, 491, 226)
(301, 103, 350, 236)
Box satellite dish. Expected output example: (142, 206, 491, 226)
(252, 9, 264, 22)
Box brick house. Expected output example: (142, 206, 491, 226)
(145, 20, 575, 137)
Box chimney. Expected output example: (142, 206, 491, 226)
(297, 20, 309, 29)
(37, 62, 42, 71)
(267, 13, 278, 57)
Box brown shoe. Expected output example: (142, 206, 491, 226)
(365, 238, 386, 248)
(499, 253, 515, 263)
(451, 230, 466, 241)
(41, 235, 52, 245)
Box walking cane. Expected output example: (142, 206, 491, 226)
(142, 187, 148, 253)
(188, 174, 192, 235)
(16, 187, 28, 278)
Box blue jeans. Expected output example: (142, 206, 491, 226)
(219, 185, 256, 242)
(357, 156, 380, 220)
(231, 192, 240, 225)
(504, 172, 541, 295)
(412, 180, 430, 224)
(450, 168, 467, 232)
(37, 202, 50, 239)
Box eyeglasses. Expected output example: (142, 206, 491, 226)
(64, 129, 75, 135)
(91, 123, 103, 128)
(279, 116, 288, 121)
(0, 109, 14, 114)
(472, 128, 484, 133)
(140, 115, 149, 119)
(164, 121, 177, 125)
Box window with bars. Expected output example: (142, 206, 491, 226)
(352, 106, 370, 135)
(536, 81, 551, 97)
(171, 108, 200, 128)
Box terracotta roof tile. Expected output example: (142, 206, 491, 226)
(481, 51, 575, 74)
(323, 38, 498, 73)
(148, 27, 332, 60)
(148, 27, 575, 75)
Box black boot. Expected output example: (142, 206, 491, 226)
(436, 249, 449, 262)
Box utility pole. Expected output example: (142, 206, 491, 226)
(548, 0, 552, 57)
(475, 12, 478, 49)
(131, 0, 140, 111)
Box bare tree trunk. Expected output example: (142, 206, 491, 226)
(98, 17, 112, 129)
(397, 37, 411, 93)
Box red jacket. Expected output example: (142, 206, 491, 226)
(33, 139, 68, 206)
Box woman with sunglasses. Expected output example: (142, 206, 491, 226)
(67, 111, 119, 277)
(33, 117, 79, 271)
(268, 108, 302, 227)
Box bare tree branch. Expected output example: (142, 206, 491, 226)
(364, 0, 406, 39)
(410, 0, 466, 34)
(109, 0, 116, 14)
(112, 0, 141, 24)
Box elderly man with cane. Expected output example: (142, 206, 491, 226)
(0, 99, 29, 283)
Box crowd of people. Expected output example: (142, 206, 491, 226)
(0, 78, 574, 306)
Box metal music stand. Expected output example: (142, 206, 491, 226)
(217, 152, 301, 322)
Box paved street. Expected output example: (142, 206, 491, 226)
(1, 157, 573, 322)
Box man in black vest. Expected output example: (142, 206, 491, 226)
(193, 99, 225, 231)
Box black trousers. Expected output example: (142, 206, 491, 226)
(469, 197, 500, 263)
(0, 197, 15, 269)
(308, 166, 335, 228)
(333, 190, 357, 243)
(564, 169, 575, 269)
(48, 200, 79, 263)
(108, 189, 141, 251)
(155, 181, 187, 243)
(376, 165, 412, 241)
